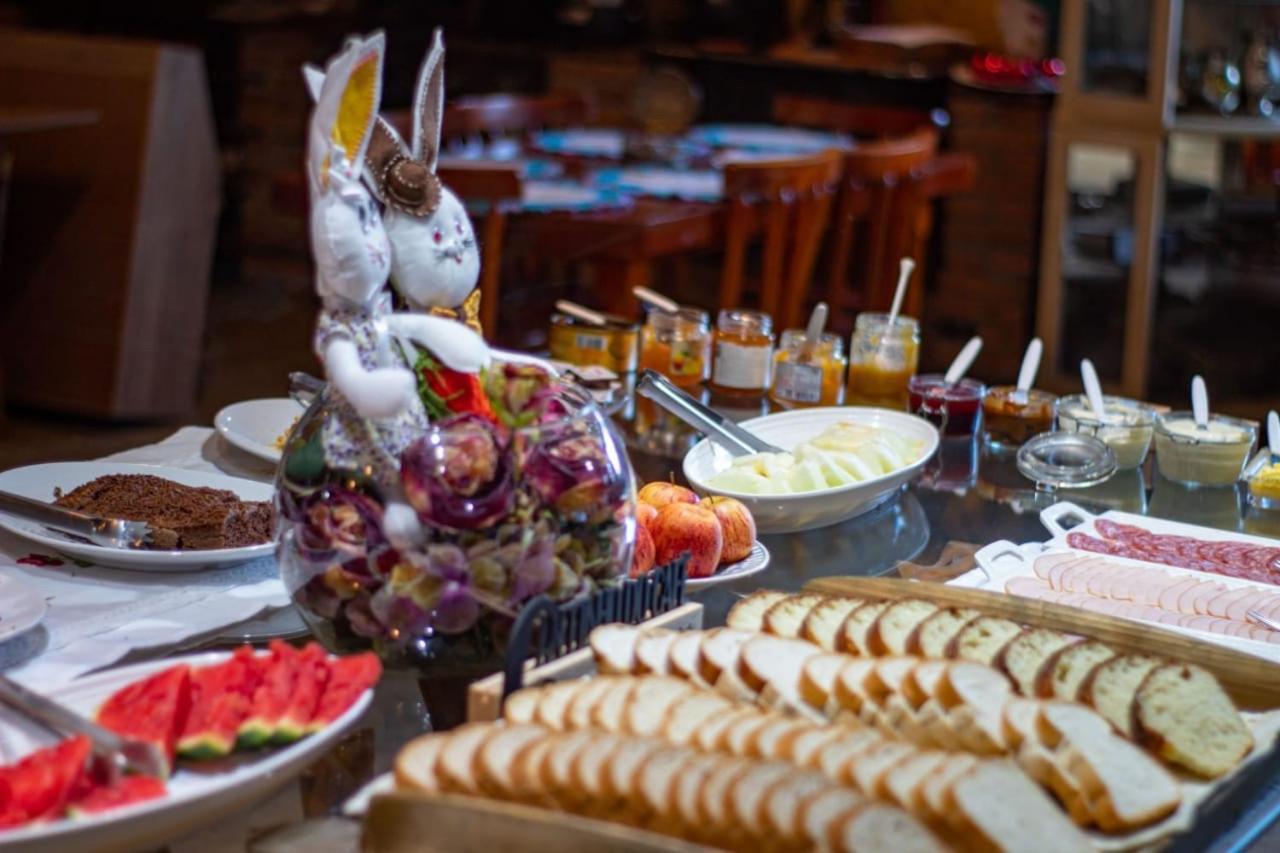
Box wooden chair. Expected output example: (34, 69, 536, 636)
(441, 93, 594, 140)
(718, 150, 844, 332)
(772, 93, 948, 140)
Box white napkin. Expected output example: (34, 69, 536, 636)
(0, 427, 292, 685)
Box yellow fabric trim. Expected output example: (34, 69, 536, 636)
(332, 50, 379, 161)
(429, 289, 484, 334)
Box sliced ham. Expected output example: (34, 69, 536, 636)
(1182, 615, 1218, 632)
(1205, 618, 1238, 635)
(1192, 582, 1227, 615)
(1158, 578, 1200, 611)
(1005, 577, 1053, 598)
(1033, 552, 1078, 579)
(1133, 575, 1170, 607)
(1207, 587, 1255, 619)
(1226, 590, 1273, 623)
(1224, 622, 1256, 638)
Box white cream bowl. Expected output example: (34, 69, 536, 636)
(682, 407, 940, 533)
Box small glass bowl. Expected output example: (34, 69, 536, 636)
(1154, 411, 1257, 487)
(908, 375, 986, 437)
(1016, 432, 1117, 490)
(1055, 394, 1155, 470)
(983, 386, 1056, 451)
(1243, 449, 1280, 509)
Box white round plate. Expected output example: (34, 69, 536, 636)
(0, 650, 373, 853)
(0, 574, 47, 644)
(214, 398, 304, 463)
(683, 407, 940, 534)
(686, 540, 770, 590)
(0, 462, 274, 571)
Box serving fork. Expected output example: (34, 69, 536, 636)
(0, 488, 153, 550)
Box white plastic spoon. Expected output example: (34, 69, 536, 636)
(802, 302, 828, 361)
(1269, 410, 1279, 460)
(1191, 374, 1210, 432)
(555, 299, 607, 326)
(875, 258, 915, 367)
(1080, 358, 1108, 424)
(944, 336, 983, 386)
(633, 286, 679, 314)
(1013, 337, 1043, 405)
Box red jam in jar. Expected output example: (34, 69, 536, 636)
(908, 374, 985, 437)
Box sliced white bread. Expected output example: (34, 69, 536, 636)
(590, 678, 638, 732)
(948, 616, 1025, 666)
(916, 753, 978, 823)
(798, 787, 866, 850)
(694, 707, 764, 753)
(635, 747, 693, 829)
(510, 736, 556, 807)
(532, 679, 586, 731)
(663, 691, 738, 747)
(435, 722, 492, 794)
(904, 660, 965, 749)
(604, 738, 665, 804)
(589, 623, 641, 674)
(830, 801, 947, 853)
(672, 752, 723, 834)
(909, 607, 981, 659)
(1040, 702, 1181, 831)
(880, 749, 948, 809)
(868, 599, 940, 656)
(798, 653, 850, 714)
(667, 631, 712, 687)
(998, 628, 1077, 696)
(474, 724, 549, 799)
(788, 726, 848, 767)
(847, 740, 920, 795)
(815, 728, 886, 780)
(761, 769, 830, 847)
(633, 628, 679, 675)
(801, 596, 865, 651)
(763, 593, 827, 638)
(393, 731, 447, 793)
(1133, 662, 1253, 778)
(501, 685, 543, 726)
(569, 732, 624, 808)
(1079, 654, 1161, 738)
(1035, 640, 1117, 701)
(564, 676, 619, 731)
(723, 713, 774, 757)
(697, 756, 752, 835)
(839, 601, 892, 655)
(738, 633, 822, 700)
(539, 730, 598, 807)
(752, 717, 815, 761)
(999, 696, 1042, 749)
(697, 627, 755, 685)
(623, 676, 695, 738)
(727, 762, 795, 840)
(1015, 739, 1095, 827)
(944, 759, 1094, 852)
(726, 589, 789, 632)
(831, 658, 880, 717)
(936, 661, 1013, 754)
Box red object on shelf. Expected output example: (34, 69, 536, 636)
(969, 51, 1064, 85)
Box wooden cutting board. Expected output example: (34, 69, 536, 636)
(805, 576, 1280, 711)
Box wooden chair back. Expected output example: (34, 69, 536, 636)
(718, 149, 844, 331)
(772, 93, 947, 140)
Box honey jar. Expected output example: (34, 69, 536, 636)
(548, 312, 639, 373)
(639, 307, 711, 389)
(770, 329, 846, 408)
(710, 309, 773, 395)
(846, 313, 920, 410)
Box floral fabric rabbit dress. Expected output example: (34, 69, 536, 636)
(313, 291, 428, 487)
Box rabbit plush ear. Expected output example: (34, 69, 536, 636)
(411, 28, 446, 171)
(307, 32, 385, 194)
(301, 63, 325, 103)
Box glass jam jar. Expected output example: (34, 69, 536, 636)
(908, 375, 985, 437)
(639, 308, 710, 389)
(770, 330, 846, 408)
(983, 386, 1057, 450)
(710, 309, 773, 395)
(846, 313, 920, 410)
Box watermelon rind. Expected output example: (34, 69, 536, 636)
(176, 647, 261, 761)
(271, 643, 330, 745)
(304, 653, 382, 735)
(236, 641, 298, 749)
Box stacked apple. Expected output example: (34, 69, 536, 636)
(630, 482, 757, 580)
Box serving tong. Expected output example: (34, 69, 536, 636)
(0, 489, 152, 550)
(0, 673, 168, 781)
(636, 369, 781, 457)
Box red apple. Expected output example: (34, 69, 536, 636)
(701, 495, 756, 565)
(637, 481, 698, 510)
(651, 502, 723, 579)
(636, 501, 658, 532)
(630, 524, 656, 578)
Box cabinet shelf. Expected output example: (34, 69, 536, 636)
(1172, 113, 1280, 139)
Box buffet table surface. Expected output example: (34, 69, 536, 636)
(4, 405, 1280, 851)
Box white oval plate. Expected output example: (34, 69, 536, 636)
(214, 398, 304, 464)
(0, 574, 47, 644)
(686, 540, 770, 590)
(683, 407, 940, 534)
(0, 463, 274, 571)
(0, 650, 372, 853)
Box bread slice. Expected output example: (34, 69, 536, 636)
(752, 717, 815, 760)
(869, 600, 940, 656)
(1134, 662, 1253, 778)
(634, 628, 679, 675)
(510, 735, 557, 807)
(667, 631, 712, 687)
(726, 590, 789, 632)
(697, 628, 755, 685)
(539, 730, 597, 807)
(590, 678, 638, 732)
(799, 787, 866, 850)
(672, 752, 723, 834)
(475, 724, 549, 798)
(798, 653, 849, 714)
(1015, 740, 1095, 827)
(698, 756, 753, 835)
(903, 660, 964, 748)
(848, 742, 919, 796)
(917, 753, 977, 822)
(840, 601, 892, 655)
(762, 769, 830, 847)
(624, 676, 694, 738)
(590, 623, 641, 674)
(727, 762, 795, 839)
(663, 691, 737, 747)
(948, 616, 1024, 665)
(569, 732, 624, 810)
(1000, 697, 1042, 749)
(1036, 640, 1116, 701)
(763, 593, 827, 638)
(501, 686, 544, 726)
(532, 679, 586, 731)
(998, 628, 1076, 696)
(564, 676, 619, 730)
(435, 722, 492, 794)
(723, 713, 774, 757)
(635, 747, 693, 828)
(830, 802, 946, 853)
(945, 760, 1093, 852)
(787, 726, 847, 767)
(694, 707, 763, 753)
(393, 732, 447, 794)
(936, 662, 1012, 750)
(815, 728, 885, 780)
(1079, 654, 1160, 738)
(738, 634, 821, 697)
(604, 738, 664, 806)
(909, 607, 980, 659)
(801, 596, 865, 651)
(831, 658, 880, 717)
(1040, 702, 1181, 831)
(880, 749, 948, 808)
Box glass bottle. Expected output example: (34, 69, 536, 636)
(710, 309, 774, 395)
(639, 308, 711, 389)
(846, 313, 920, 410)
(770, 329, 846, 408)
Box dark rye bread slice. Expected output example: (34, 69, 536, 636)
(54, 474, 273, 550)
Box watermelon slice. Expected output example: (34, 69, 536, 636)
(306, 652, 381, 734)
(67, 775, 166, 817)
(177, 646, 263, 760)
(0, 735, 91, 826)
(237, 641, 301, 749)
(95, 664, 191, 777)
(272, 643, 329, 744)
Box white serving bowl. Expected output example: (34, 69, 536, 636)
(682, 407, 940, 533)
